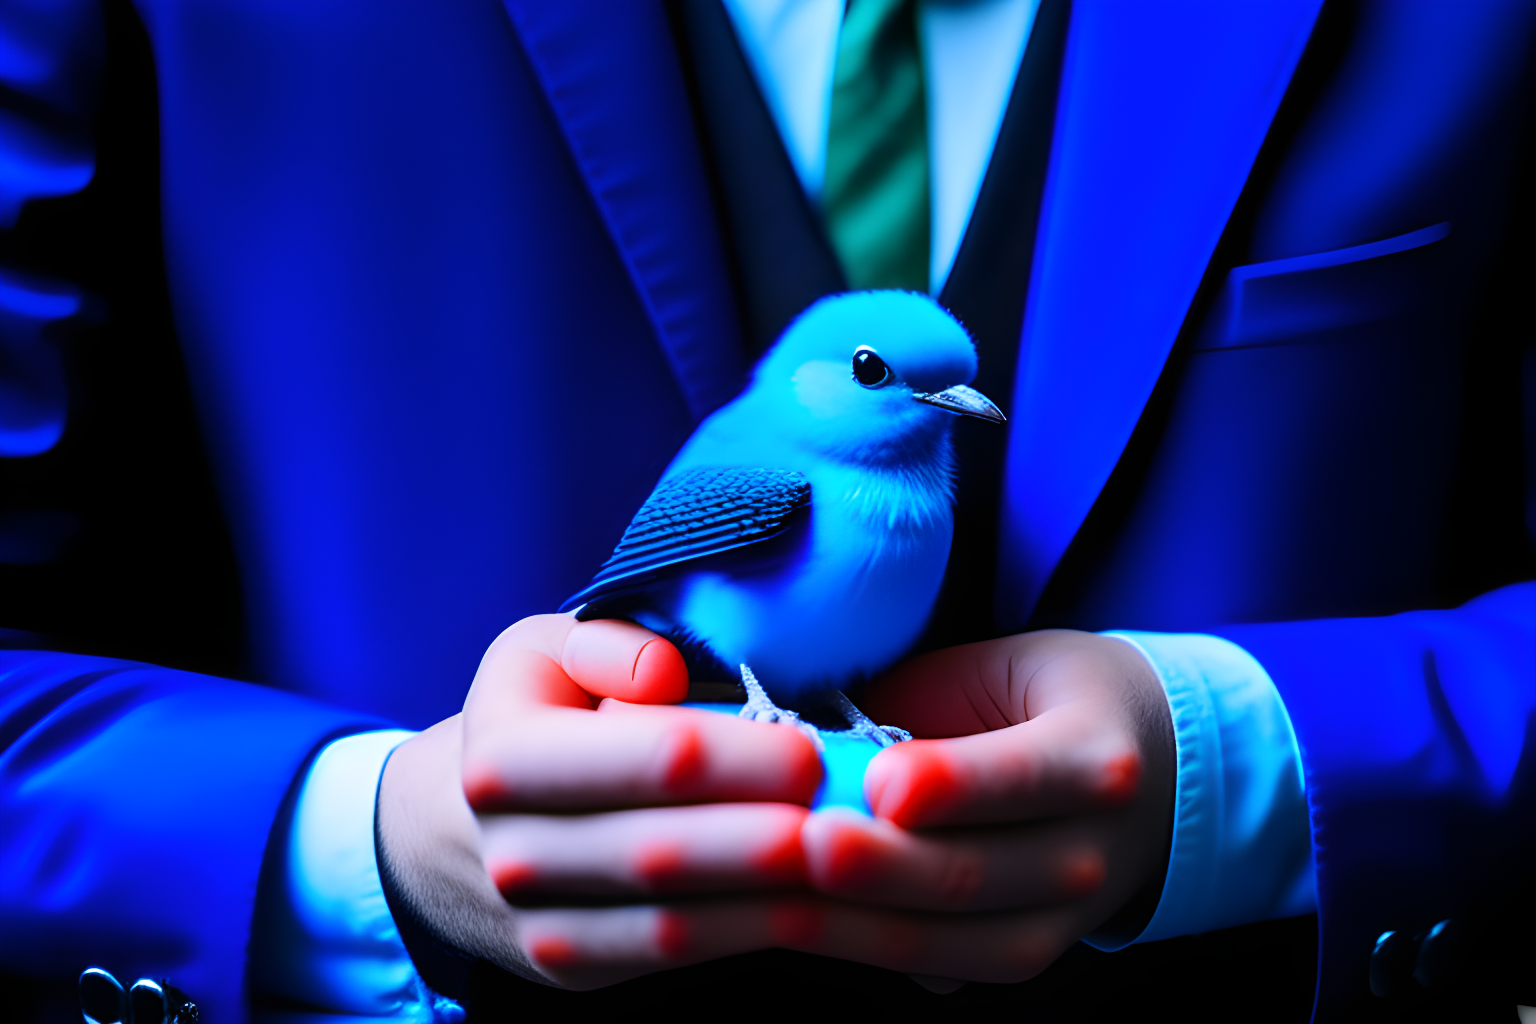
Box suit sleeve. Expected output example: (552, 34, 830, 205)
(0, 650, 386, 1023)
(1215, 581, 1536, 1016)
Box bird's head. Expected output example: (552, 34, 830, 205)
(748, 291, 1004, 468)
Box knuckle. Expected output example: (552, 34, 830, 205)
(818, 817, 889, 891)
(1062, 847, 1107, 896)
(633, 841, 687, 891)
(1097, 749, 1142, 802)
(658, 721, 706, 795)
(655, 910, 690, 958)
(488, 859, 538, 894)
(461, 760, 508, 808)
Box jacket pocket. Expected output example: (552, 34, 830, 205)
(1195, 221, 1450, 351)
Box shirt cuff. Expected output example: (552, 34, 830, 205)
(1090, 632, 1316, 949)
(253, 729, 465, 1022)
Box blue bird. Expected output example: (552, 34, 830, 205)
(561, 291, 1003, 749)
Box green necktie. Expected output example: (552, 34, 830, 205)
(822, 0, 930, 293)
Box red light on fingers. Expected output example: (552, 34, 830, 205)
(659, 723, 706, 796)
(778, 729, 825, 806)
(1100, 751, 1141, 803)
(820, 817, 892, 891)
(866, 741, 961, 828)
(530, 936, 580, 969)
(460, 764, 506, 810)
(488, 860, 538, 894)
(1064, 850, 1106, 896)
(768, 902, 824, 947)
(656, 911, 690, 959)
(750, 818, 809, 885)
(634, 842, 687, 891)
(562, 621, 688, 704)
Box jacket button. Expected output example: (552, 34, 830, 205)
(1414, 918, 1459, 990)
(79, 967, 126, 1024)
(1369, 929, 1418, 997)
(129, 978, 169, 1024)
(127, 978, 199, 1024)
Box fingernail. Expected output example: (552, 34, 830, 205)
(562, 621, 688, 703)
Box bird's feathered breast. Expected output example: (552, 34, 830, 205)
(560, 467, 811, 615)
(835, 434, 956, 535)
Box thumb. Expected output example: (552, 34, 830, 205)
(561, 619, 689, 704)
(859, 639, 1022, 738)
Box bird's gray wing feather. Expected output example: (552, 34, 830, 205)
(558, 467, 810, 614)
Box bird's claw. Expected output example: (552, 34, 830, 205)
(737, 665, 910, 751)
(826, 689, 912, 747)
(738, 664, 825, 751)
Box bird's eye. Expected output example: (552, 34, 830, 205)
(851, 347, 892, 388)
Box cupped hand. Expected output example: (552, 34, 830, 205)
(791, 629, 1177, 980)
(375, 614, 822, 990)
(502, 630, 1175, 987)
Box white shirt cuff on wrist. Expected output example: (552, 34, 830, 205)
(1090, 632, 1316, 949)
(255, 729, 465, 1022)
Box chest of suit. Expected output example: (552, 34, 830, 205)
(11, 0, 1533, 729)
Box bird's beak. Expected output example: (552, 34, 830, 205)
(912, 384, 1006, 423)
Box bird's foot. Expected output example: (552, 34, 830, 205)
(825, 689, 912, 748)
(737, 665, 912, 750)
(738, 664, 825, 752)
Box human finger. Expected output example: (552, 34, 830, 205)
(377, 717, 530, 978)
(463, 658, 821, 811)
(517, 894, 1090, 988)
(863, 629, 1159, 735)
(479, 803, 808, 897)
(560, 618, 688, 704)
(858, 637, 1026, 737)
(798, 806, 1109, 912)
(862, 709, 1141, 829)
(470, 614, 687, 710)
(511, 900, 790, 990)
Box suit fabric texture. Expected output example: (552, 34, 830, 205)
(1, 0, 1534, 1020)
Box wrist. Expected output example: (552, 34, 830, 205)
(251, 729, 466, 1021)
(1093, 631, 1314, 948)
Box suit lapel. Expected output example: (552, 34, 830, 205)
(501, 0, 747, 420)
(671, 0, 846, 358)
(996, 0, 1323, 628)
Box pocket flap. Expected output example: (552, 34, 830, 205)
(1196, 221, 1450, 350)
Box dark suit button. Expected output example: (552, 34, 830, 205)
(1414, 918, 1459, 990)
(129, 978, 169, 1024)
(79, 967, 125, 1024)
(1370, 929, 1418, 997)
(128, 978, 198, 1024)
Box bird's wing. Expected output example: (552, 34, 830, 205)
(559, 466, 810, 614)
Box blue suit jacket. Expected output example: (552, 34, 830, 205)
(0, 1, 1532, 1019)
